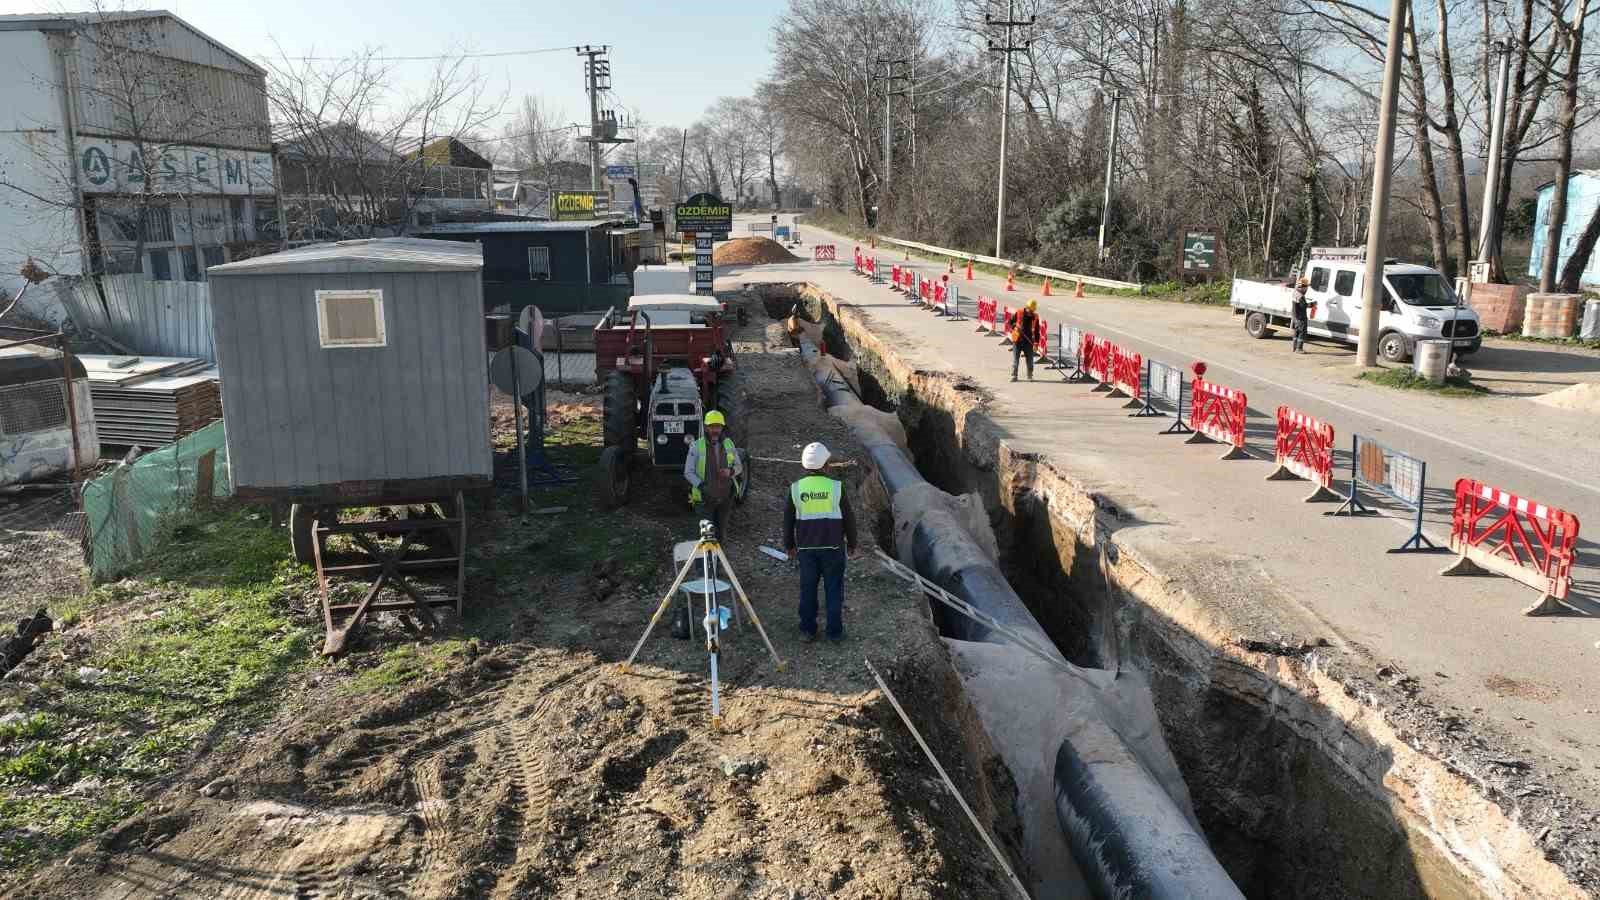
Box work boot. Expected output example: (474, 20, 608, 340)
(1010, 374, 1018, 382)
(798, 630, 817, 644)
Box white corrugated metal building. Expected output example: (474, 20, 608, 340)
(0, 10, 277, 325)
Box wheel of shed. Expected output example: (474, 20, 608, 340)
(288, 504, 331, 566)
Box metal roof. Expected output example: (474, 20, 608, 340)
(627, 294, 722, 313)
(208, 239, 483, 277)
(417, 220, 606, 234)
(0, 11, 266, 76)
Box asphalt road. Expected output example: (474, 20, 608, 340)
(721, 215, 1600, 801)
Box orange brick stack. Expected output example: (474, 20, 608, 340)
(1466, 283, 1529, 334)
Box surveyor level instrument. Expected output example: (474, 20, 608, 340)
(619, 520, 785, 729)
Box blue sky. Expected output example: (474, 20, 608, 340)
(5, 1, 786, 129)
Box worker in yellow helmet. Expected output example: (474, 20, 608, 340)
(1010, 299, 1040, 382)
(683, 409, 744, 540)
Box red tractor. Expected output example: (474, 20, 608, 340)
(594, 294, 747, 505)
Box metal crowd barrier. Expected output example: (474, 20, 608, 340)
(1329, 434, 1437, 552)
(1134, 359, 1191, 436)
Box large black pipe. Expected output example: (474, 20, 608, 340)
(790, 311, 1242, 900)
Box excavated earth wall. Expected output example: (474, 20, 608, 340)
(773, 282, 1589, 900)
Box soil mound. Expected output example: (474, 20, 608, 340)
(714, 237, 800, 266)
(1531, 381, 1600, 413)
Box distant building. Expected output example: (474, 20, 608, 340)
(1527, 170, 1600, 288)
(0, 10, 277, 323)
(275, 133, 493, 240)
(416, 219, 631, 314)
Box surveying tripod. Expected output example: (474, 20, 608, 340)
(619, 520, 785, 729)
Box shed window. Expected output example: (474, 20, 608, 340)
(315, 289, 387, 348)
(529, 246, 551, 280)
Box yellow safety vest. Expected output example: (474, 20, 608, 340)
(694, 437, 738, 481)
(791, 474, 844, 549)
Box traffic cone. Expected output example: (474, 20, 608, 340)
(947, 259, 955, 274)
(1042, 277, 1052, 297)
(1005, 271, 1015, 292)
(1073, 279, 1085, 299)
(965, 261, 973, 281)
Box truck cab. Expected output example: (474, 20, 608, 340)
(1231, 248, 1482, 362)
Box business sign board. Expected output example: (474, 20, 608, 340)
(693, 232, 716, 295)
(674, 192, 731, 234)
(1179, 228, 1222, 277)
(77, 138, 274, 196)
(604, 164, 636, 183)
(551, 190, 609, 220)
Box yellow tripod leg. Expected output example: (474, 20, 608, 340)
(620, 549, 700, 672)
(713, 545, 786, 672)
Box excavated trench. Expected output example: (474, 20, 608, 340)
(750, 283, 1580, 900)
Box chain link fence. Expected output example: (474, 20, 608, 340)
(0, 488, 88, 623)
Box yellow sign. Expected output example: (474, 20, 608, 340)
(552, 191, 604, 220)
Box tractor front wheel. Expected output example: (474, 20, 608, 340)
(602, 370, 638, 453)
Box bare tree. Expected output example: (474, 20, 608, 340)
(264, 46, 502, 239)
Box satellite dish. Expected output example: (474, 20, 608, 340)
(489, 345, 543, 397)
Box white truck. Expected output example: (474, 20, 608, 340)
(1230, 249, 1482, 362)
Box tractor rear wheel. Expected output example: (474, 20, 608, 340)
(602, 370, 637, 453)
(713, 367, 750, 447)
(598, 446, 631, 508)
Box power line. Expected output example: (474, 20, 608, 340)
(277, 45, 577, 62)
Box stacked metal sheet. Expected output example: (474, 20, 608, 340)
(78, 355, 221, 447)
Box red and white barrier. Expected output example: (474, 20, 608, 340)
(976, 298, 999, 333)
(1081, 333, 1113, 385)
(1185, 379, 1248, 459)
(999, 307, 1016, 346)
(891, 264, 902, 289)
(814, 245, 836, 262)
(933, 281, 947, 311)
(1267, 406, 1339, 501)
(1033, 317, 1051, 363)
(1108, 345, 1144, 407)
(1442, 479, 1581, 615)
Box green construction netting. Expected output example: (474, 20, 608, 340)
(82, 420, 231, 580)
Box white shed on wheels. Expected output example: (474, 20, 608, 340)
(207, 238, 493, 653)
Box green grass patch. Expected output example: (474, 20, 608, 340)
(1356, 367, 1490, 398)
(349, 640, 470, 692)
(0, 504, 318, 878)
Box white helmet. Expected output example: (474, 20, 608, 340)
(801, 442, 831, 470)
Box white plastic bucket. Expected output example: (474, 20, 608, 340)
(1412, 339, 1450, 385)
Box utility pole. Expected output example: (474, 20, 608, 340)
(987, 1, 1033, 258)
(1475, 40, 1510, 266)
(877, 59, 909, 192)
(1097, 93, 1122, 260)
(577, 45, 607, 190)
(1356, 0, 1409, 368)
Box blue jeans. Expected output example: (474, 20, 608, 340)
(797, 547, 847, 638)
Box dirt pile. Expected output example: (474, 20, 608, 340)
(714, 237, 801, 267)
(1531, 380, 1600, 413)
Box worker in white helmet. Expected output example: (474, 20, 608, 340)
(784, 442, 859, 643)
(684, 409, 743, 540)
